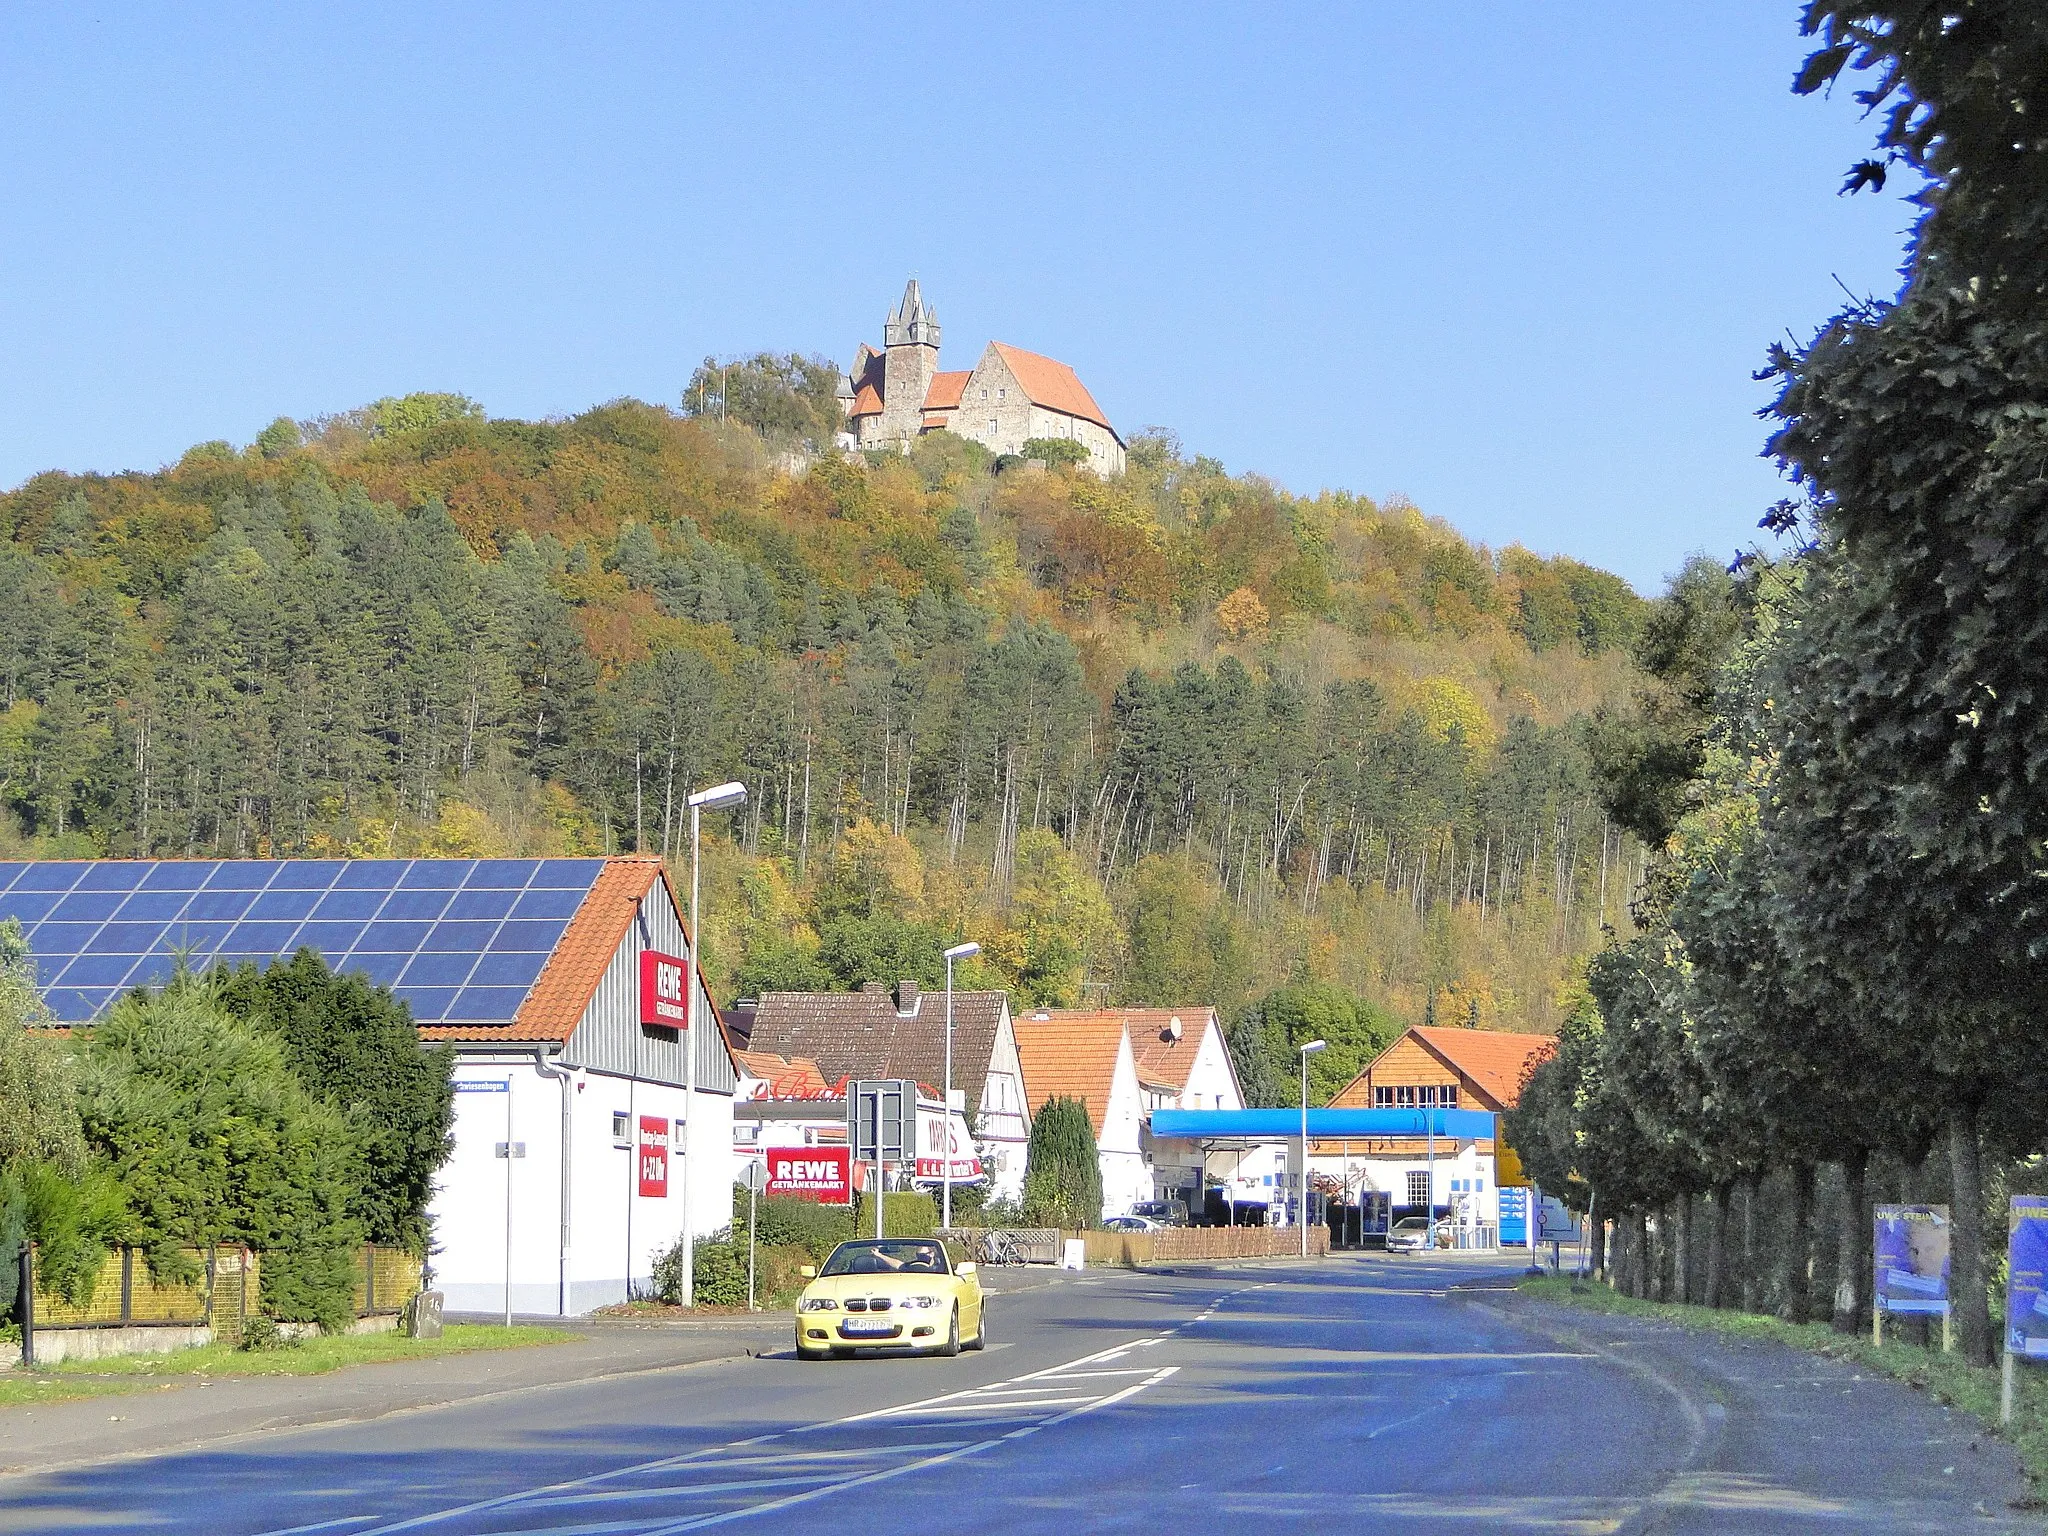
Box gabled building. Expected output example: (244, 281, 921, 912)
(743, 981, 1030, 1200)
(1012, 1012, 1149, 1218)
(1026, 1006, 1244, 1212)
(839, 279, 1126, 476)
(0, 856, 742, 1316)
(1320, 1025, 1557, 1229)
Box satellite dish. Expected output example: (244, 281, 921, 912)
(1165, 1015, 1183, 1041)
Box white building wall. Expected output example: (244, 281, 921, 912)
(1097, 1033, 1151, 1218)
(432, 1053, 735, 1316)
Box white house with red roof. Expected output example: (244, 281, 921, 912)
(839, 280, 1126, 475)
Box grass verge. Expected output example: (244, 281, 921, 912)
(1518, 1274, 2048, 1494)
(44, 1323, 573, 1380)
(0, 1374, 163, 1408)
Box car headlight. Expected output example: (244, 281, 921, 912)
(798, 1297, 838, 1312)
(900, 1295, 941, 1310)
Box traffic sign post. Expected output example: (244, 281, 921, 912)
(850, 1079, 916, 1241)
(742, 1160, 768, 1310)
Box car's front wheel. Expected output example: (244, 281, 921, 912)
(938, 1305, 961, 1357)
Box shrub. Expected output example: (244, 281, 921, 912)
(212, 949, 455, 1254)
(739, 1191, 854, 1261)
(850, 1190, 939, 1239)
(78, 980, 364, 1330)
(1022, 1096, 1101, 1228)
(1019, 437, 1090, 469)
(652, 1228, 748, 1307)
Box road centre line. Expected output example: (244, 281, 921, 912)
(640, 1367, 1181, 1535)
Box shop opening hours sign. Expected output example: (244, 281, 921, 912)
(639, 951, 689, 1028)
(766, 1146, 852, 1204)
(638, 1116, 670, 1197)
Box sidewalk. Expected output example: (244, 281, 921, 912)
(0, 1269, 1080, 1480)
(0, 1317, 785, 1481)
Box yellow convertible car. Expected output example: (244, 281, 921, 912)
(794, 1238, 986, 1360)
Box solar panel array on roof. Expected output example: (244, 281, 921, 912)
(0, 860, 606, 1026)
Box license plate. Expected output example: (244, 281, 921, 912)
(841, 1319, 896, 1336)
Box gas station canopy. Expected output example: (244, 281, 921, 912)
(1150, 1108, 1498, 1141)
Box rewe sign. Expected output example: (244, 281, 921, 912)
(639, 951, 689, 1028)
(766, 1146, 852, 1205)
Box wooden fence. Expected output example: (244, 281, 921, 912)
(24, 1243, 421, 1342)
(1079, 1225, 1330, 1267)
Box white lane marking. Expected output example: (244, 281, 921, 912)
(252, 1520, 379, 1536)
(350, 1287, 1225, 1535)
(640, 1366, 1182, 1534)
(883, 1396, 1098, 1417)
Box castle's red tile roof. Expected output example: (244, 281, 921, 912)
(989, 342, 1118, 441)
(849, 383, 883, 419)
(922, 371, 970, 411)
(1013, 1014, 1128, 1136)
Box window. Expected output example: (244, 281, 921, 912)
(611, 1111, 631, 1147)
(1396, 1085, 1418, 1107)
(979, 388, 988, 401)
(1373, 1085, 1392, 1107)
(998, 388, 1006, 402)
(988, 418, 998, 435)
(1406, 1171, 1430, 1207)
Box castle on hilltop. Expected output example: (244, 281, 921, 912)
(837, 280, 1126, 476)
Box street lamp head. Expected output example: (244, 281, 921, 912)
(687, 781, 748, 812)
(1299, 1039, 1328, 1056)
(943, 941, 981, 962)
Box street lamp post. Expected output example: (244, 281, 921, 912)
(940, 942, 980, 1231)
(1298, 1040, 1327, 1259)
(682, 780, 747, 1310)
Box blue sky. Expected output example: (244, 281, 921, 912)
(1, 4, 1917, 591)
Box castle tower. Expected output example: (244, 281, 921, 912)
(877, 278, 940, 446)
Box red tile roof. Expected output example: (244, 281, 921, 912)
(734, 1049, 832, 1098)
(1013, 1014, 1129, 1136)
(849, 383, 883, 418)
(1028, 1006, 1224, 1097)
(746, 984, 1010, 1118)
(989, 342, 1118, 440)
(1409, 1026, 1556, 1109)
(922, 370, 970, 411)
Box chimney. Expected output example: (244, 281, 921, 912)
(895, 980, 920, 1017)
(861, 980, 892, 995)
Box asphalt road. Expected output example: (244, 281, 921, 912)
(0, 1252, 2035, 1534)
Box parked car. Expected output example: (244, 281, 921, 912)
(1104, 1214, 1164, 1232)
(793, 1238, 986, 1360)
(1129, 1199, 1189, 1226)
(1384, 1216, 1443, 1254)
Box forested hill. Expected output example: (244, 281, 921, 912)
(0, 384, 1648, 1079)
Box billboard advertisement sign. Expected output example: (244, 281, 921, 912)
(638, 1115, 670, 1198)
(2007, 1197, 2048, 1359)
(765, 1146, 853, 1204)
(914, 1103, 983, 1183)
(639, 951, 689, 1029)
(1874, 1204, 1950, 1315)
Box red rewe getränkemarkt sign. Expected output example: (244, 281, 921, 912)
(639, 951, 689, 1028)
(638, 1116, 670, 1197)
(765, 1146, 852, 1204)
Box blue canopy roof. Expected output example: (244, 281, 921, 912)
(1150, 1107, 1498, 1141)
(0, 859, 607, 1025)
